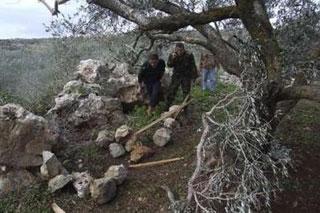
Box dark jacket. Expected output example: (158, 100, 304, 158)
(138, 59, 166, 84)
(167, 51, 198, 79)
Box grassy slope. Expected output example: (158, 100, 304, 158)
(272, 100, 320, 213)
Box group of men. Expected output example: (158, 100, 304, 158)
(138, 43, 198, 115)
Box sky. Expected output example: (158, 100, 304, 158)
(0, 0, 319, 39)
(0, 0, 82, 39)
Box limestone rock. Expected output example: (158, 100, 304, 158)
(90, 177, 117, 204)
(105, 63, 142, 104)
(169, 105, 181, 113)
(72, 171, 93, 198)
(0, 170, 36, 197)
(125, 136, 137, 152)
(48, 174, 73, 193)
(76, 59, 108, 84)
(115, 125, 132, 142)
(153, 128, 172, 147)
(95, 129, 115, 148)
(104, 165, 128, 185)
(163, 118, 179, 129)
(109, 143, 126, 158)
(69, 94, 125, 127)
(130, 145, 154, 163)
(40, 151, 67, 179)
(0, 104, 53, 168)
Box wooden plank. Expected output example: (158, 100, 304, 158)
(129, 157, 184, 168)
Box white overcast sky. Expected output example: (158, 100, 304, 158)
(0, 0, 83, 39)
(0, 0, 319, 39)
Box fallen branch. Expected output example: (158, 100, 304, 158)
(135, 96, 192, 136)
(129, 157, 184, 168)
(52, 203, 65, 213)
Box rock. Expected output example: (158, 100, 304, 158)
(90, 177, 117, 204)
(125, 136, 137, 152)
(72, 171, 93, 198)
(63, 80, 101, 97)
(105, 63, 142, 104)
(104, 165, 128, 185)
(115, 125, 132, 142)
(40, 151, 67, 179)
(76, 59, 108, 84)
(0, 170, 36, 197)
(49, 81, 101, 113)
(69, 94, 125, 127)
(130, 145, 154, 163)
(109, 143, 126, 158)
(160, 105, 181, 118)
(95, 129, 114, 147)
(163, 118, 179, 129)
(153, 128, 172, 147)
(169, 105, 181, 113)
(0, 104, 54, 168)
(48, 174, 73, 193)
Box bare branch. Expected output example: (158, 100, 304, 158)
(39, 0, 71, 15)
(90, 0, 239, 32)
(279, 85, 320, 103)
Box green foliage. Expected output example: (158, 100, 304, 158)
(0, 184, 52, 213)
(79, 144, 101, 161)
(128, 103, 165, 130)
(276, 99, 320, 145)
(128, 83, 239, 130)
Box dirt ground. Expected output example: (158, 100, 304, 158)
(53, 99, 320, 213)
(1, 97, 319, 213)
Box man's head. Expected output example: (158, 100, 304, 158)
(175, 43, 185, 56)
(148, 53, 159, 68)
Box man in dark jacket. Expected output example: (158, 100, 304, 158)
(138, 53, 165, 114)
(166, 43, 198, 110)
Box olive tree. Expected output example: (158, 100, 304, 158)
(40, 0, 319, 212)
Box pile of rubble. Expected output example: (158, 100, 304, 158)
(0, 58, 184, 205)
(48, 59, 143, 145)
(41, 150, 128, 204)
(106, 105, 182, 163)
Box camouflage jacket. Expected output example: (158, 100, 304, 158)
(167, 51, 198, 79)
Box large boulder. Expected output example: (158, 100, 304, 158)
(0, 104, 54, 168)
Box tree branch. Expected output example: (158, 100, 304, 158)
(150, 0, 241, 76)
(39, 0, 71, 15)
(147, 33, 209, 48)
(90, 0, 239, 32)
(279, 85, 320, 103)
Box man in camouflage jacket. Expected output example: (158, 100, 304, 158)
(166, 43, 198, 110)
